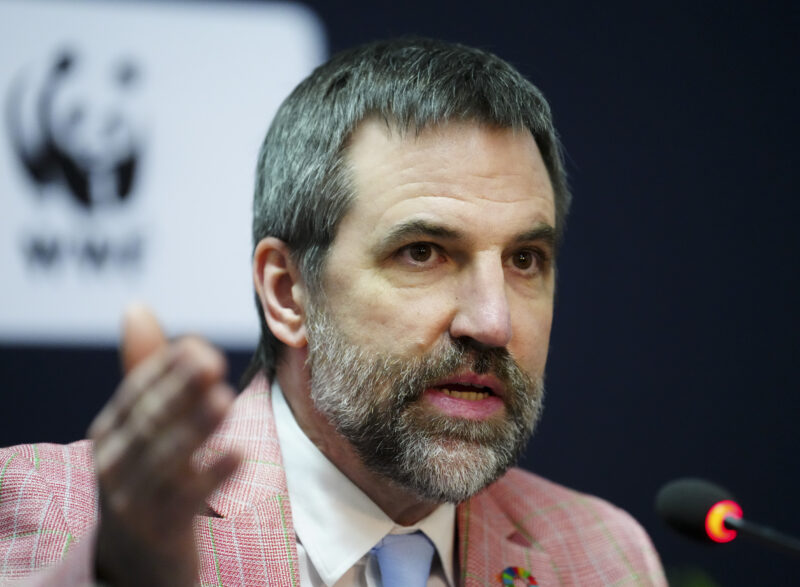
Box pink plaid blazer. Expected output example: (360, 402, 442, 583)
(0, 374, 666, 585)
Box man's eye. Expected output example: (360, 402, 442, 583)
(510, 249, 546, 274)
(395, 242, 444, 268)
(513, 250, 534, 270)
(407, 243, 434, 263)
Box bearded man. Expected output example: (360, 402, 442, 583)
(0, 38, 667, 586)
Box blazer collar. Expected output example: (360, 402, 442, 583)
(196, 372, 288, 519)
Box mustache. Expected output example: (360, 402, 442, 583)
(389, 338, 531, 406)
(385, 337, 541, 449)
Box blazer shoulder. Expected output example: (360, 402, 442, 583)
(1, 440, 96, 504)
(484, 468, 667, 586)
(488, 467, 640, 525)
(0, 440, 98, 580)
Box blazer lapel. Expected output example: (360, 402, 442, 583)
(193, 373, 301, 586)
(458, 488, 560, 586)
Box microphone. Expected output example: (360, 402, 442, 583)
(655, 478, 800, 558)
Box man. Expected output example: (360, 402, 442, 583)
(0, 38, 666, 585)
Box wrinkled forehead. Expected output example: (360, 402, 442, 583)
(344, 117, 554, 209)
(334, 118, 556, 248)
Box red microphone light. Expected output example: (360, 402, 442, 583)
(705, 499, 743, 543)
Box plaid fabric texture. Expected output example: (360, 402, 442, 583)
(0, 374, 666, 586)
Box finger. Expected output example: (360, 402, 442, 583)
(90, 304, 171, 439)
(89, 348, 174, 440)
(120, 303, 168, 374)
(123, 340, 225, 436)
(123, 339, 227, 442)
(94, 356, 218, 484)
(105, 428, 238, 524)
(141, 382, 235, 477)
(111, 383, 235, 502)
(90, 337, 226, 441)
(126, 392, 240, 516)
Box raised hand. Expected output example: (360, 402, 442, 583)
(88, 305, 240, 586)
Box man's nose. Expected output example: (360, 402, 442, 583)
(449, 259, 513, 349)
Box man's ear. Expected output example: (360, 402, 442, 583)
(253, 237, 308, 348)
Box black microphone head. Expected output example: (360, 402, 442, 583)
(656, 478, 737, 543)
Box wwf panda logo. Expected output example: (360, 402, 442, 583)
(6, 47, 144, 209)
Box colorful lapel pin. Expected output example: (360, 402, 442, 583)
(497, 566, 538, 585)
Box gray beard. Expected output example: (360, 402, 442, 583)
(304, 305, 545, 504)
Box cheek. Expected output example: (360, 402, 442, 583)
(509, 300, 553, 373)
(326, 276, 454, 354)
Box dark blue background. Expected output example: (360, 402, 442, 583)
(2, 1, 798, 584)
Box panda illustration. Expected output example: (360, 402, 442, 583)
(6, 47, 144, 209)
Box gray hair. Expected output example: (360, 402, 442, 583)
(246, 37, 571, 382)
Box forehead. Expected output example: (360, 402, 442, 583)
(339, 119, 556, 238)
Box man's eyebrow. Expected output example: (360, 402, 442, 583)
(372, 219, 557, 256)
(373, 220, 463, 255)
(514, 224, 556, 248)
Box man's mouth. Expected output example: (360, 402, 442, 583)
(436, 384, 493, 401)
(423, 375, 505, 420)
(428, 372, 504, 398)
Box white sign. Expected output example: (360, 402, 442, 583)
(0, 0, 326, 348)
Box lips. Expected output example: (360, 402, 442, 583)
(422, 372, 505, 419)
(438, 387, 491, 400)
(428, 372, 504, 399)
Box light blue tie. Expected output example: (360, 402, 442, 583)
(371, 531, 435, 587)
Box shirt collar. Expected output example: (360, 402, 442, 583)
(272, 382, 455, 586)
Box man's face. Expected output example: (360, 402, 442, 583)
(305, 119, 556, 502)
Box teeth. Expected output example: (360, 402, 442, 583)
(440, 388, 489, 400)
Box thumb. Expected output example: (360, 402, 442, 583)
(120, 303, 167, 374)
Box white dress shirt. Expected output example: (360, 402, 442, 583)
(272, 383, 455, 587)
